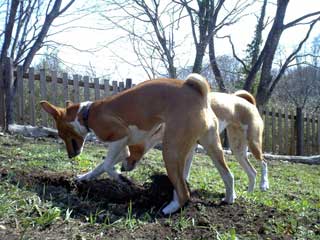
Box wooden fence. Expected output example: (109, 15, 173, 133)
(0, 65, 319, 156)
(258, 107, 320, 156)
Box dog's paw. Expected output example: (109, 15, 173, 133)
(76, 173, 91, 182)
(260, 181, 269, 191)
(222, 193, 236, 204)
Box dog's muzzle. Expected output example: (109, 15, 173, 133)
(69, 139, 80, 158)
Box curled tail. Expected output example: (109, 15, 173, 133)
(234, 90, 256, 106)
(185, 73, 210, 97)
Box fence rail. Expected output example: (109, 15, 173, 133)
(1, 62, 319, 156)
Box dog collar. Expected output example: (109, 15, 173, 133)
(81, 102, 92, 132)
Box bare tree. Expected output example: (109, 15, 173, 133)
(102, 0, 252, 81)
(241, 0, 320, 106)
(0, 0, 76, 72)
(273, 65, 320, 112)
(101, 0, 181, 78)
(0, 0, 75, 130)
(273, 35, 320, 112)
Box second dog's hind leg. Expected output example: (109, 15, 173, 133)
(200, 127, 236, 203)
(227, 126, 257, 192)
(183, 144, 196, 181)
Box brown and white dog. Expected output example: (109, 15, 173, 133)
(121, 90, 269, 192)
(40, 74, 235, 215)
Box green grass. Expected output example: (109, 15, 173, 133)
(0, 134, 319, 239)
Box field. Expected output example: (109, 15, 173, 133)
(0, 133, 319, 239)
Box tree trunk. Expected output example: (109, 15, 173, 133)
(192, 43, 207, 74)
(209, 37, 227, 92)
(243, 0, 289, 96)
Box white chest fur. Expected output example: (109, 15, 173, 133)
(127, 124, 163, 144)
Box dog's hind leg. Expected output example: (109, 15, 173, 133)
(200, 126, 236, 203)
(246, 123, 269, 191)
(227, 125, 257, 192)
(248, 138, 269, 191)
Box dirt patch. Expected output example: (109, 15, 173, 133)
(0, 168, 290, 239)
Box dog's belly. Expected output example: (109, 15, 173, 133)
(127, 124, 163, 144)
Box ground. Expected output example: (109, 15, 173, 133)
(0, 133, 319, 239)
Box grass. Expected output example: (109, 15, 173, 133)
(0, 133, 319, 239)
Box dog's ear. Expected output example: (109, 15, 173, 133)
(65, 104, 80, 121)
(40, 101, 60, 119)
(65, 100, 73, 108)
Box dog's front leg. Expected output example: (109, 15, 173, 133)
(77, 138, 128, 181)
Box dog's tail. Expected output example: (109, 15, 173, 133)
(234, 90, 256, 106)
(185, 73, 210, 97)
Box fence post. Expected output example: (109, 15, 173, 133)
(0, 62, 5, 130)
(296, 107, 304, 155)
(125, 78, 132, 89)
(4, 57, 15, 131)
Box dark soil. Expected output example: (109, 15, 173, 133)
(0, 168, 288, 239)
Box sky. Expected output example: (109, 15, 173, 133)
(38, 0, 320, 84)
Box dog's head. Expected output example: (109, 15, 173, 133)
(40, 101, 86, 158)
(121, 144, 145, 172)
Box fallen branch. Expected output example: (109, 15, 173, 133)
(7, 124, 97, 141)
(263, 153, 320, 165)
(8, 124, 58, 138)
(223, 149, 320, 165)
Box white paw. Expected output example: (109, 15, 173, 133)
(76, 173, 91, 182)
(222, 193, 236, 204)
(260, 181, 269, 191)
(162, 200, 180, 215)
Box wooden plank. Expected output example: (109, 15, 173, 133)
(104, 79, 110, 97)
(73, 74, 80, 103)
(112, 81, 118, 95)
(318, 115, 320, 154)
(50, 70, 57, 128)
(63, 73, 68, 103)
(119, 81, 125, 92)
(296, 107, 304, 156)
(271, 108, 276, 154)
(290, 110, 296, 155)
(16, 65, 24, 124)
(0, 63, 5, 129)
(284, 110, 289, 155)
(264, 107, 269, 152)
(4, 57, 14, 128)
(51, 70, 58, 106)
(311, 115, 316, 154)
(305, 113, 310, 155)
(28, 68, 35, 126)
(126, 78, 132, 89)
(94, 78, 100, 100)
(40, 69, 48, 127)
(83, 76, 90, 101)
(278, 108, 283, 154)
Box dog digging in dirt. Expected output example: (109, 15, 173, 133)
(40, 73, 235, 215)
(121, 90, 269, 193)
